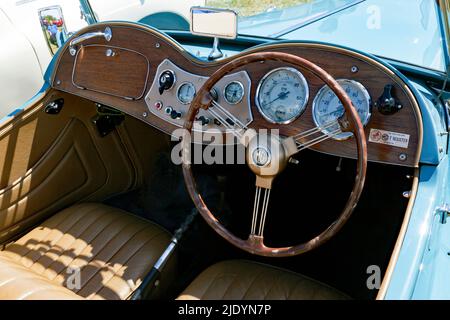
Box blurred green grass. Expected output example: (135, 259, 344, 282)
(206, 0, 311, 17)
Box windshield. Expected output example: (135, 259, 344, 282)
(85, 0, 447, 72)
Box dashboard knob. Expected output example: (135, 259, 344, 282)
(197, 116, 210, 126)
(376, 84, 402, 115)
(159, 70, 175, 95)
(170, 110, 182, 120)
(165, 106, 173, 114)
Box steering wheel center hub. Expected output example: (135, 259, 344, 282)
(252, 147, 271, 167)
(246, 134, 289, 184)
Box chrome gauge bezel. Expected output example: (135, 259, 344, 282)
(312, 79, 372, 141)
(255, 67, 310, 125)
(176, 81, 196, 105)
(223, 81, 245, 105)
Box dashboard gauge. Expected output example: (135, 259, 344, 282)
(312, 79, 371, 140)
(224, 81, 244, 104)
(256, 67, 309, 124)
(177, 82, 196, 104)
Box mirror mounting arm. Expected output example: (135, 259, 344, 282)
(208, 37, 224, 61)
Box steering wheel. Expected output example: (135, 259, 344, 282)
(181, 52, 367, 257)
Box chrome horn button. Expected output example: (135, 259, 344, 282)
(246, 133, 290, 184)
(252, 147, 271, 167)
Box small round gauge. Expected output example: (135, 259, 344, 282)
(312, 79, 371, 140)
(256, 67, 309, 124)
(177, 82, 196, 105)
(224, 81, 244, 105)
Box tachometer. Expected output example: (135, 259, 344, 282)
(312, 79, 371, 140)
(256, 67, 309, 124)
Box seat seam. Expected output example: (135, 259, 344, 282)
(73, 218, 141, 293)
(262, 274, 278, 300)
(25, 205, 102, 268)
(219, 274, 239, 300)
(43, 209, 113, 280)
(286, 277, 304, 300)
(241, 268, 266, 300)
(74, 221, 150, 295)
(45, 210, 124, 281)
(92, 230, 166, 299)
(198, 270, 223, 300)
(12, 210, 75, 262)
(27, 206, 103, 273)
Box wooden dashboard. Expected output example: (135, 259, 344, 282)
(51, 22, 423, 167)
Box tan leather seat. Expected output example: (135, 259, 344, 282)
(178, 260, 348, 300)
(0, 203, 172, 300)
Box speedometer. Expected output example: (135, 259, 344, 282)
(312, 79, 371, 140)
(256, 67, 309, 124)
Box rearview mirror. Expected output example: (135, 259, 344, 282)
(190, 7, 237, 39)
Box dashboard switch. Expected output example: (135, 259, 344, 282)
(197, 116, 210, 126)
(154, 101, 163, 110)
(159, 70, 175, 94)
(170, 110, 182, 120)
(165, 106, 173, 114)
(225, 118, 235, 126)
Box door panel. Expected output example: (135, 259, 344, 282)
(0, 90, 146, 243)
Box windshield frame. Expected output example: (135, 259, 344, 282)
(438, 0, 450, 76)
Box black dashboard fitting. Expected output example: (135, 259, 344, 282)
(92, 103, 125, 137)
(158, 70, 176, 95)
(44, 98, 64, 115)
(376, 84, 403, 115)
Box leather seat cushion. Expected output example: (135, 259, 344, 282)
(177, 260, 349, 300)
(0, 203, 172, 300)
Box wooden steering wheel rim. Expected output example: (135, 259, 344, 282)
(181, 52, 368, 257)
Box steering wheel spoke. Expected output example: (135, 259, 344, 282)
(205, 100, 248, 140)
(250, 186, 272, 239)
(282, 120, 343, 158)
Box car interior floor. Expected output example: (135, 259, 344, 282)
(105, 120, 415, 300)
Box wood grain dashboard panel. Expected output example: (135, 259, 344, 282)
(52, 23, 422, 167)
(73, 45, 149, 99)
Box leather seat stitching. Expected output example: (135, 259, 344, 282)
(93, 231, 166, 298)
(262, 273, 279, 300)
(25, 205, 101, 268)
(286, 277, 304, 300)
(219, 274, 239, 300)
(74, 221, 150, 295)
(45, 210, 118, 281)
(196, 269, 224, 300)
(241, 268, 266, 300)
(15, 211, 76, 262)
